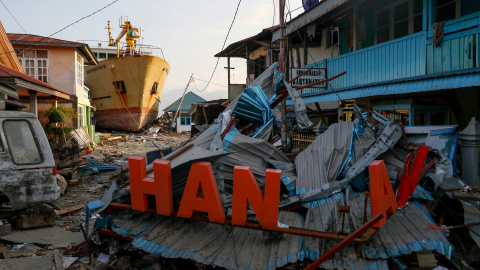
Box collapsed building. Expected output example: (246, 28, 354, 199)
(80, 64, 480, 269)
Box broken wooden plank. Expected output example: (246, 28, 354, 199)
(55, 204, 85, 216)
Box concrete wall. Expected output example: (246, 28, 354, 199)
(176, 111, 192, 133)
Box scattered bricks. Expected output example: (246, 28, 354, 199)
(15, 204, 56, 229)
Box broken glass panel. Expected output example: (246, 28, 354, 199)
(3, 120, 42, 164)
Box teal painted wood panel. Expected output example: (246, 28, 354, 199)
(477, 34, 479, 67)
(426, 35, 475, 74)
(324, 32, 427, 90)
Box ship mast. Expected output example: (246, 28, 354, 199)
(107, 16, 141, 57)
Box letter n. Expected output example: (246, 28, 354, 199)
(369, 160, 398, 228)
(177, 162, 226, 223)
(128, 156, 173, 216)
(232, 167, 281, 230)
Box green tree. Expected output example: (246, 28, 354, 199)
(44, 106, 76, 147)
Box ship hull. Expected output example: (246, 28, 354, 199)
(85, 55, 170, 132)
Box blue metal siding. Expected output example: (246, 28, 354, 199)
(427, 35, 475, 74)
(324, 32, 426, 90)
(287, 68, 480, 104)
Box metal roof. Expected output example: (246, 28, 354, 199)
(272, 0, 351, 42)
(215, 26, 279, 58)
(112, 211, 304, 270)
(8, 33, 98, 65)
(109, 188, 452, 270)
(288, 68, 480, 105)
(303, 190, 453, 267)
(0, 63, 70, 99)
(163, 91, 207, 112)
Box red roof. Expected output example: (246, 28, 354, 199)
(0, 63, 69, 95)
(7, 33, 85, 47)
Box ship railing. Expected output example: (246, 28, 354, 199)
(118, 45, 165, 59)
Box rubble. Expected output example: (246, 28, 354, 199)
(1, 64, 479, 269)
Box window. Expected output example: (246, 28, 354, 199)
(436, 0, 459, 22)
(374, 0, 423, 44)
(113, 81, 126, 94)
(16, 49, 48, 82)
(99, 53, 106, 59)
(180, 113, 191, 125)
(107, 53, 117, 59)
(151, 82, 159, 95)
(3, 120, 42, 164)
(77, 54, 83, 86)
(78, 106, 84, 127)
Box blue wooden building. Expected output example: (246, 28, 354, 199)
(276, 0, 480, 128)
(217, 0, 480, 129)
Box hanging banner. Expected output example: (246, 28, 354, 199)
(290, 68, 327, 88)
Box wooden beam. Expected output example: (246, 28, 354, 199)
(55, 204, 85, 216)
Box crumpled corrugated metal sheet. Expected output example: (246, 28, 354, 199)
(303, 190, 453, 267)
(459, 200, 480, 247)
(110, 188, 451, 270)
(222, 130, 294, 193)
(285, 83, 313, 130)
(282, 117, 402, 208)
(233, 86, 277, 128)
(295, 121, 354, 194)
(112, 211, 304, 270)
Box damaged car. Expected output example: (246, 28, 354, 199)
(0, 111, 60, 211)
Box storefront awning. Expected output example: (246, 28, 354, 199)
(288, 68, 480, 105)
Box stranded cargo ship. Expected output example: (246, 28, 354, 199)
(85, 17, 169, 132)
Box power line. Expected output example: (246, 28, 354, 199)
(0, 0, 27, 33)
(0, 1, 119, 91)
(0, 0, 120, 58)
(195, 0, 242, 92)
(47, 0, 119, 39)
(193, 77, 227, 88)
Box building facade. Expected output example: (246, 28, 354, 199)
(163, 91, 207, 133)
(7, 34, 97, 130)
(218, 0, 480, 130)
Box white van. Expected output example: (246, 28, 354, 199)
(0, 111, 60, 211)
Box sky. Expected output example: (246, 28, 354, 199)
(0, 0, 304, 111)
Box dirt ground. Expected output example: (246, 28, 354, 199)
(0, 132, 191, 269)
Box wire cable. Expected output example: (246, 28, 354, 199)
(193, 77, 227, 88)
(195, 0, 242, 92)
(0, 0, 27, 33)
(285, 2, 346, 106)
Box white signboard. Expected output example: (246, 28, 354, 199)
(290, 68, 327, 88)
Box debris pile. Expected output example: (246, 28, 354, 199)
(1, 64, 479, 269)
(59, 63, 477, 269)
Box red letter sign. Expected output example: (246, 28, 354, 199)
(396, 145, 429, 208)
(232, 167, 281, 230)
(128, 156, 173, 215)
(177, 162, 226, 223)
(369, 160, 398, 228)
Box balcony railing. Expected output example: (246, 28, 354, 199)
(302, 11, 480, 94)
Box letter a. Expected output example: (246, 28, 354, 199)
(369, 160, 398, 228)
(128, 156, 173, 216)
(177, 162, 226, 223)
(232, 166, 281, 230)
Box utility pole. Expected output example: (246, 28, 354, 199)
(224, 56, 234, 101)
(279, 0, 288, 153)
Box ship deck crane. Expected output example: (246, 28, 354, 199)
(107, 16, 141, 57)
